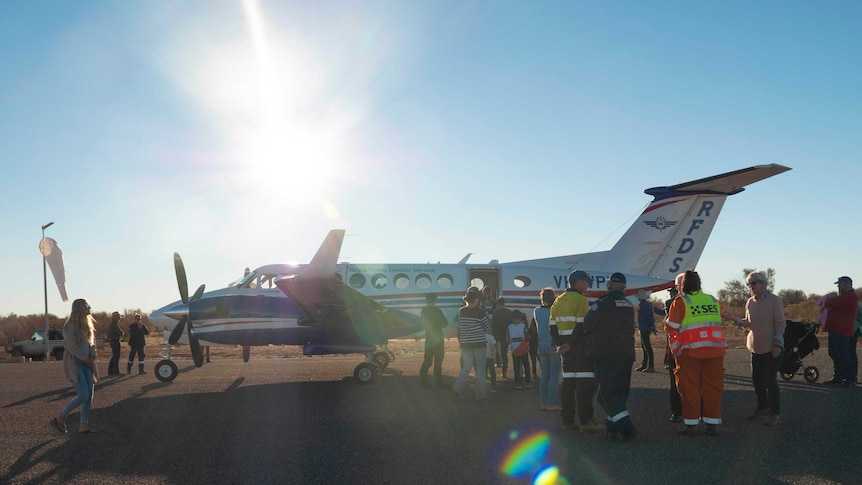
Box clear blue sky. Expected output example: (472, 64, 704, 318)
(2, 1, 859, 317)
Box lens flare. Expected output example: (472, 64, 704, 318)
(500, 431, 550, 478)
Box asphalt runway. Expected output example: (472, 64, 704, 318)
(0, 346, 858, 485)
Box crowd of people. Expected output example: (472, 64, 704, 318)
(430, 269, 860, 443)
(52, 271, 860, 437)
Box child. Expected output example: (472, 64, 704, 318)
(509, 310, 532, 389)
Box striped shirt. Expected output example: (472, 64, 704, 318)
(458, 306, 491, 349)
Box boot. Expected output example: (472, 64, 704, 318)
(138, 364, 146, 375)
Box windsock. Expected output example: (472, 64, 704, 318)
(39, 237, 68, 302)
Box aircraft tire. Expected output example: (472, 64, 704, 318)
(242, 346, 250, 363)
(155, 359, 179, 382)
(804, 366, 819, 383)
(372, 351, 390, 369)
(354, 363, 378, 384)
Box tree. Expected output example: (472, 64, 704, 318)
(717, 268, 775, 307)
(778, 289, 807, 306)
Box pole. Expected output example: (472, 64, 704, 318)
(41, 222, 54, 361)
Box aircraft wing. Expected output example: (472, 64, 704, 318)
(275, 230, 422, 344)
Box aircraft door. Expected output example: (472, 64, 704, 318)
(467, 268, 500, 300)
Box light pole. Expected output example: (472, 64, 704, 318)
(41, 222, 54, 361)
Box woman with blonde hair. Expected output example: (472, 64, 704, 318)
(53, 298, 99, 433)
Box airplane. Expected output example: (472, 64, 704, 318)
(149, 163, 791, 384)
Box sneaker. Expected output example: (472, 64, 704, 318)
(747, 408, 770, 421)
(823, 378, 842, 385)
(515, 385, 523, 390)
(579, 421, 604, 433)
(670, 414, 681, 423)
(560, 423, 578, 431)
(641, 368, 655, 373)
(763, 415, 781, 426)
(705, 424, 719, 436)
(678, 425, 697, 437)
(634, 365, 646, 372)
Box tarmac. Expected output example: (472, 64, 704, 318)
(0, 346, 858, 485)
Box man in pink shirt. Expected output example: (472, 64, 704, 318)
(823, 276, 858, 386)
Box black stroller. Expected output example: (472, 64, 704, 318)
(779, 320, 821, 383)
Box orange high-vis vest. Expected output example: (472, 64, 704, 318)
(669, 292, 728, 357)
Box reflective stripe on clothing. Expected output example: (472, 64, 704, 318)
(608, 410, 630, 422)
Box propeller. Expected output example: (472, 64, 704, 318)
(172, 252, 205, 367)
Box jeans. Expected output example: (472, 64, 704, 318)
(494, 336, 509, 376)
(108, 339, 121, 374)
(751, 351, 781, 414)
(61, 361, 94, 424)
(454, 346, 487, 400)
(827, 333, 853, 382)
(420, 341, 444, 381)
(512, 353, 531, 385)
(639, 330, 654, 368)
(538, 343, 561, 407)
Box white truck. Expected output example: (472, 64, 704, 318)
(5, 328, 65, 361)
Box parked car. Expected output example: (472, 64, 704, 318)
(5, 328, 65, 361)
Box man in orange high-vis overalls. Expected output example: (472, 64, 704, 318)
(665, 270, 728, 437)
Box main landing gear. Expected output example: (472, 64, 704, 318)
(353, 348, 397, 384)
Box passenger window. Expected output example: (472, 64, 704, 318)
(349, 273, 366, 289)
(372, 274, 388, 289)
(394, 273, 409, 289)
(513, 276, 531, 288)
(415, 274, 432, 289)
(437, 274, 454, 289)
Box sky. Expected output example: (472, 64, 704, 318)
(2, 1, 860, 317)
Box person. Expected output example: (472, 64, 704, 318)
(535, 288, 561, 411)
(419, 293, 448, 389)
(106, 311, 124, 376)
(127, 313, 150, 375)
(551, 270, 603, 433)
(663, 285, 683, 423)
(635, 290, 662, 372)
(665, 269, 727, 436)
(853, 302, 862, 385)
(453, 290, 493, 401)
(722, 271, 786, 426)
(584, 272, 637, 441)
(509, 310, 532, 390)
(491, 297, 512, 379)
(53, 298, 99, 434)
(822, 276, 858, 386)
(527, 314, 539, 380)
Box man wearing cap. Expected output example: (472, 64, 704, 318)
(584, 272, 637, 441)
(550, 270, 602, 433)
(636, 289, 663, 373)
(823, 276, 858, 386)
(106, 311, 124, 376)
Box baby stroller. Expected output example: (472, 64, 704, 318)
(779, 320, 821, 383)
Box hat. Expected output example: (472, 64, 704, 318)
(568, 270, 591, 284)
(609, 272, 627, 284)
(636, 289, 648, 300)
(111, 311, 120, 318)
(835, 276, 853, 285)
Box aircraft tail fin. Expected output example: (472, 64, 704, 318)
(301, 229, 346, 278)
(603, 164, 790, 280)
